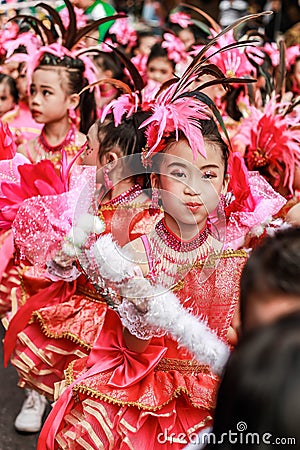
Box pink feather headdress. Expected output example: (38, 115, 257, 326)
(140, 83, 210, 163)
(10, 0, 124, 85)
(138, 13, 269, 164)
(236, 97, 300, 194)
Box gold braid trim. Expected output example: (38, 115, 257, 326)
(154, 358, 211, 374)
(66, 361, 216, 412)
(173, 248, 247, 291)
(18, 266, 31, 307)
(33, 312, 92, 350)
(73, 384, 214, 412)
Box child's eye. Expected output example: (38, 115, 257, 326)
(30, 86, 36, 95)
(202, 171, 217, 180)
(0, 96, 7, 101)
(170, 170, 187, 178)
(43, 89, 52, 96)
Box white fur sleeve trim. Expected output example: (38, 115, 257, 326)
(145, 287, 230, 376)
(92, 234, 139, 283)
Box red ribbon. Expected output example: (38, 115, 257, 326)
(38, 308, 167, 449)
(4, 279, 76, 367)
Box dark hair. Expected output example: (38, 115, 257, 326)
(0, 73, 18, 104)
(206, 311, 300, 449)
(240, 227, 300, 329)
(168, 22, 205, 49)
(136, 30, 156, 46)
(147, 43, 176, 70)
(95, 110, 152, 183)
(152, 118, 229, 177)
(36, 53, 96, 134)
(93, 51, 125, 81)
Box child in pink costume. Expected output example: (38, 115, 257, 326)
(37, 72, 247, 450)
(4, 111, 161, 400)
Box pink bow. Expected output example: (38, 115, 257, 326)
(38, 308, 167, 449)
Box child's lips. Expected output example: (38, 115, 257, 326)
(185, 202, 203, 211)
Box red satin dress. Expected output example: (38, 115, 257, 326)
(39, 223, 246, 450)
(6, 186, 160, 400)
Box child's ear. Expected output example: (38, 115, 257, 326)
(69, 93, 80, 110)
(100, 151, 119, 170)
(222, 173, 230, 195)
(150, 173, 160, 190)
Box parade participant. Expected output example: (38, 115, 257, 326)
(37, 60, 247, 450)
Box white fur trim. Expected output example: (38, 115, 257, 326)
(146, 287, 230, 375)
(93, 234, 137, 283)
(76, 213, 105, 234)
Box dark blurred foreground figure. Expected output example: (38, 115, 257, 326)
(240, 226, 300, 333)
(206, 311, 300, 449)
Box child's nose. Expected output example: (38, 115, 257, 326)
(31, 93, 41, 104)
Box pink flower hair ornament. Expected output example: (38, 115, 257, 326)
(109, 17, 137, 49)
(169, 11, 193, 28)
(162, 32, 188, 65)
(286, 45, 300, 70)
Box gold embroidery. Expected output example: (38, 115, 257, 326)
(154, 358, 211, 374)
(66, 361, 214, 412)
(72, 384, 213, 412)
(33, 312, 92, 350)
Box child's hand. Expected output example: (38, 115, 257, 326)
(227, 325, 239, 347)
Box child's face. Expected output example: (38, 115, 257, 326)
(178, 28, 195, 50)
(153, 139, 226, 232)
(292, 60, 300, 89)
(0, 82, 16, 117)
(16, 72, 28, 102)
(146, 57, 174, 84)
(138, 36, 157, 56)
(83, 123, 101, 168)
(29, 69, 71, 124)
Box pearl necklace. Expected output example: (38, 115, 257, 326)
(155, 219, 209, 252)
(104, 183, 143, 206)
(148, 219, 213, 289)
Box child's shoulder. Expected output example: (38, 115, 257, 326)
(76, 131, 87, 147)
(17, 137, 37, 161)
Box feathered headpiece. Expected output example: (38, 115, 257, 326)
(80, 41, 154, 126)
(138, 11, 269, 165)
(10, 0, 124, 84)
(237, 97, 300, 194)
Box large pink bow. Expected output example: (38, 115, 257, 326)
(87, 308, 167, 388)
(38, 308, 167, 449)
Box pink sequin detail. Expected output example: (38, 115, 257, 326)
(13, 165, 96, 265)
